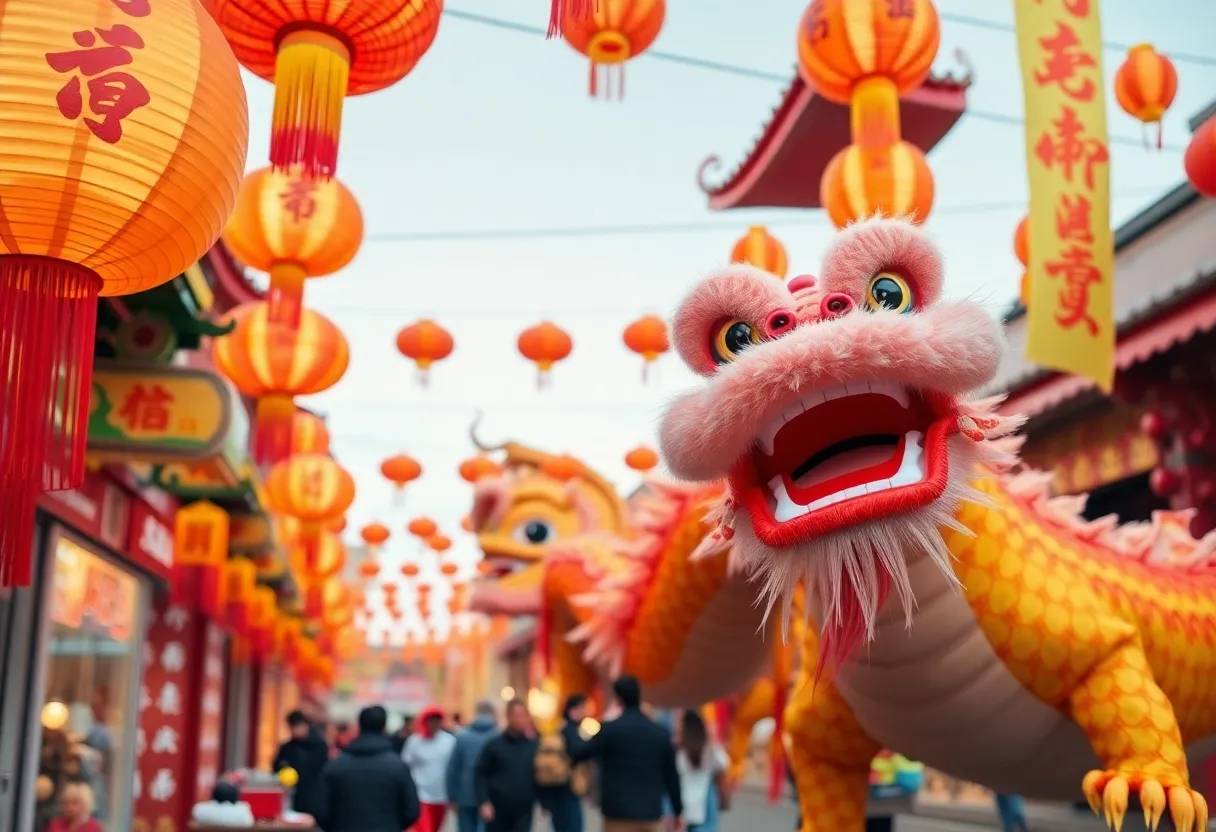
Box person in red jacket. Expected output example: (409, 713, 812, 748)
(47, 782, 102, 832)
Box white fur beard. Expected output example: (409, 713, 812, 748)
(732, 434, 995, 646)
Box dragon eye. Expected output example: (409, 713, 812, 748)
(710, 320, 760, 365)
(865, 272, 914, 314)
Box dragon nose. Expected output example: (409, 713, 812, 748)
(819, 292, 855, 320)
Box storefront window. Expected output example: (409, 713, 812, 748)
(37, 534, 143, 832)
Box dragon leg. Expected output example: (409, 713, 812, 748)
(1072, 631, 1208, 832)
(786, 627, 879, 832)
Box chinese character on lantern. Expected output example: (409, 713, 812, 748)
(44, 25, 152, 144)
(280, 179, 318, 222)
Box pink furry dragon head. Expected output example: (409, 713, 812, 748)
(659, 218, 1012, 674)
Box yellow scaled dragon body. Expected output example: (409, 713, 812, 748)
(655, 217, 1216, 832)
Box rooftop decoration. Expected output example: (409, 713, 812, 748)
(0, 0, 248, 584)
(798, 0, 941, 227)
(397, 319, 455, 386)
(203, 0, 442, 178)
(623, 315, 669, 383)
(557, 0, 665, 98)
(213, 301, 350, 465)
(223, 166, 363, 328)
(519, 321, 573, 388)
(730, 226, 788, 278)
(1113, 44, 1177, 149)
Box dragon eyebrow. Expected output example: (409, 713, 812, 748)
(503, 484, 573, 510)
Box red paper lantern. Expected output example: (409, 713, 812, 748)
(518, 321, 573, 388)
(1185, 117, 1216, 198)
(397, 319, 455, 386)
(1113, 43, 1178, 149)
(623, 315, 670, 383)
(625, 446, 659, 472)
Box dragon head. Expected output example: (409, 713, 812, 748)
(659, 218, 1015, 673)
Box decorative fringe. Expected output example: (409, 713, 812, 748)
(0, 257, 102, 585)
(270, 29, 352, 180)
(254, 394, 296, 466)
(268, 261, 307, 330)
(547, 0, 596, 39)
(589, 62, 625, 100)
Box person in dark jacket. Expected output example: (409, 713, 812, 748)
(314, 705, 421, 832)
(475, 698, 539, 832)
(536, 694, 589, 832)
(273, 710, 331, 818)
(569, 676, 683, 832)
(446, 700, 500, 832)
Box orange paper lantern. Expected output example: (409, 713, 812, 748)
(408, 517, 438, 539)
(1114, 44, 1177, 149)
(266, 454, 356, 543)
(623, 315, 670, 383)
(477, 561, 496, 576)
(1014, 216, 1029, 267)
(439, 562, 458, 577)
(541, 455, 583, 482)
(0, 0, 248, 585)
(397, 319, 455, 386)
(401, 563, 421, 578)
(625, 446, 659, 472)
(203, 0, 442, 178)
(796, 0, 940, 105)
(1186, 117, 1216, 198)
(327, 514, 347, 535)
(292, 410, 331, 455)
(459, 456, 503, 484)
(820, 141, 934, 229)
(358, 559, 381, 579)
(361, 522, 391, 549)
(558, 0, 665, 98)
(291, 532, 347, 579)
(518, 321, 573, 389)
(223, 166, 363, 328)
(730, 226, 789, 278)
(214, 301, 349, 464)
(381, 454, 422, 500)
(427, 534, 452, 554)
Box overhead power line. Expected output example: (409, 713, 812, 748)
(442, 8, 1203, 152)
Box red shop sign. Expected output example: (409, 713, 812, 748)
(40, 472, 129, 552)
(127, 500, 175, 583)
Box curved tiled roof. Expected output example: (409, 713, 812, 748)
(699, 59, 972, 210)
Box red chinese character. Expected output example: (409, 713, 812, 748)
(183, 521, 214, 555)
(1034, 107, 1109, 190)
(45, 25, 150, 144)
(1032, 0, 1089, 14)
(1033, 23, 1096, 101)
(1046, 244, 1101, 335)
(886, 0, 916, 18)
(112, 0, 152, 16)
(300, 469, 324, 502)
(117, 383, 173, 431)
(1055, 193, 1094, 244)
(280, 179, 318, 222)
(805, 1, 828, 43)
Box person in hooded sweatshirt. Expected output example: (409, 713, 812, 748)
(190, 780, 256, 828)
(314, 704, 421, 832)
(273, 710, 330, 819)
(474, 698, 540, 832)
(445, 700, 501, 832)
(403, 706, 458, 832)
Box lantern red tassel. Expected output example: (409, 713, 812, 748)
(172, 563, 226, 620)
(548, 0, 596, 39)
(0, 258, 102, 585)
(254, 394, 296, 466)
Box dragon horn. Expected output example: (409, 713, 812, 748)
(469, 410, 508, 453)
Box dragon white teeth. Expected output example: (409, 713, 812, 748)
(755, 382, 915, 456)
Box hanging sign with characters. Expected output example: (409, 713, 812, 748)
(88, 362, 233, 461)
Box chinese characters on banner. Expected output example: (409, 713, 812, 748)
(134, 600, 191, 832)
(1014, 0, 1115, 391)
(195, 622, 228, 803)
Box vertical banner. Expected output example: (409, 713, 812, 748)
(1014, 0, 1115, 391)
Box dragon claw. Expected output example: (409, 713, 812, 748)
(1082, 770, 1209, 832)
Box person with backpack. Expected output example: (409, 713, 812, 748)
(535, 694, 590, 832)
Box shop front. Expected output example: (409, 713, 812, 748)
(0, 466, 175, 832)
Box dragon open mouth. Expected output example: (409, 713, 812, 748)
(481, 557, 527, 579)
(730, 381, 957, 544)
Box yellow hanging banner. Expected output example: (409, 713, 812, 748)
(1014, 0, 1115, 392)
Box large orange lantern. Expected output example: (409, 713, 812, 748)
(381, 454, 422, 501)
(292, 410, 331, 455)
(265, 454, 356, 563)
(730, 226, 789, 278)
(1185, 117, 1216, 198)
(397, 319, 455, 386)
(289, 531, 347, 579)
(203, 0, 442, 178)
(622, 315, 669, 383)
(223, 166, 363, 328)
(820, 141, 935, 229)
(625, 446, 659, 472)
(459, 456, 503, 484)
(361, 522, 391, 553)
(427, 534, 452, 554)
(558, 0, 665, 98)
(518, 321, 573, 388)
(1113, 44, 1177, 149)
(213, 301, 349, 464)
(0, 0, 248, 585)
(408, 517, 438, 539)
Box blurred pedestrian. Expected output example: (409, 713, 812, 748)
(314, 705, 421, 832)
(392, 714, 416, 756)
(447, 700, 501, 832)
(404, 706, 457, 832)
(569, 676, 683, 832)
(536, 693, 590, 832)
(273, 710, 330, 820)
(995, 794, 1029, 832)
(675, 711, 728, 832)
(475, 698, 540, 832)
(46, 782, 102, 832)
